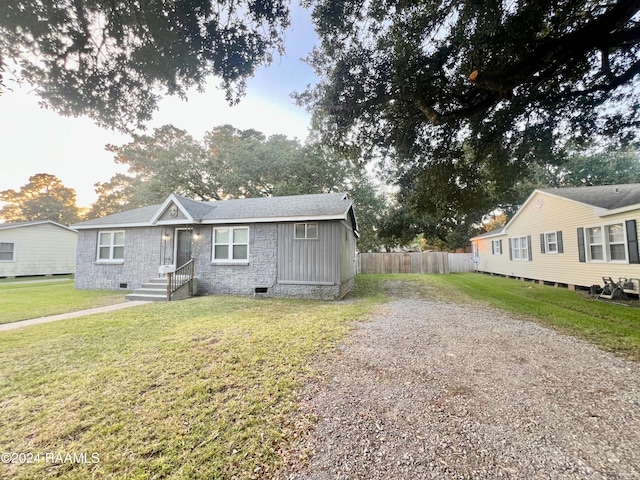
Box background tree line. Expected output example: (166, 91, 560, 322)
(0, 124, 387, 252)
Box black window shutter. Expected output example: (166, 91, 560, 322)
(508, 238, 513, 260)
(540, 233, 546, 254)
(626, 220, 639, 264)
(527, 235, 533, 261)
(577, 228, 586, 262)
(499, 239, 503, 255)
(557, 231, 564, 254)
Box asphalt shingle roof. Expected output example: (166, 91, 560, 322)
(540, 183, 640, 210)
(75, 204, 162, 227)
(73, 192, 353, 228)
(201, 192, 351, 220)
(0, 220, 75, 231)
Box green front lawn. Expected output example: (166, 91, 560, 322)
(0, 281, 128, 324)
(0, 285, 382, 479)
(1, 274, 638, 479)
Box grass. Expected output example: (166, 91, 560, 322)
(0, 282, 383, 479)
(0, 281, 129, 324)
(361, 273, 640, 361)
(1, 274, 638, 479)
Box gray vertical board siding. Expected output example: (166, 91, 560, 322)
(277, 222, 340, 284)
(339, 222, 357, 283)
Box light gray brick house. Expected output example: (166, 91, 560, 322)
(72, 192, 359, 300)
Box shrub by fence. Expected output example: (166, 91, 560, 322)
(357, 252, 475, 274)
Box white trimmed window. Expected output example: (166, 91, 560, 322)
(607, 224, 626, 261)
(97, 231, 125, 261)
(491, 239, 502, 255)
(583, 223, 627, 262)
(0, 242, 16, 262)
(586, 226, 604, 261)
(579, 221, 638, 264)
(510, 236, 529, 261)
(213, 226, 249, 262)
(294, 223, 318, 239)
(545, 232, 558, 253)
(541, 231, 564, 254)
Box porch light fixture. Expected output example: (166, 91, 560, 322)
(193, 227, 201, 238)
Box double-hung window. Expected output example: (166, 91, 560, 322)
(584, 223, 626, 262)
(0, 242, 15, 262)
(607, 224, 626, 261)
(97, 231, 125, 261)
(213, 226, 249, 262)
(541, 231, 564, 254)
(294, 223, 318, 239)
(491, 239, 502, 255)
(586, 226, 604, 261)
(510, 236, 529, 261)
(545, 232, 558, 253)
(579, 221, 639, 264)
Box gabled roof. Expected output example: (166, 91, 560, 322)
(0, 220, 76, 232)
(72, 192, 358, 232)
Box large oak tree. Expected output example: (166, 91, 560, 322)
(302, 0, 640, 231)
(0, 0, 290, 131)
(88, 124, 386, 251)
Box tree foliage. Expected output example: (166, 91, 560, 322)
(303, 0, 640, 230)
(0, 173, 80, 225)
(89, 124, 386, 250)
(544, 147, 640, 188)
(0, 0, 290, 131)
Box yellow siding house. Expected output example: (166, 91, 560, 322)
(0, 220, 77, 278)
(470, 184, 640, 290)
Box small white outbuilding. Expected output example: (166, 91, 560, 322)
(0, 220, 77, 278)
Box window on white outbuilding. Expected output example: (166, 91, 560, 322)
(213, 226, 249, 262)
(294, 223, 318, 239)
(97, 231, 125, 261)
(491, 239, 502, 255)
(0, 242, 15, 262)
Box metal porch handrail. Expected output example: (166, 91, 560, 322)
(166, 259, 194, 301)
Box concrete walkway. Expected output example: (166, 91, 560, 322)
(0, 301, 151, 332)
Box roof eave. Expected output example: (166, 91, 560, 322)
(1, 220, 77, 232)
(594, 203, 640, 217)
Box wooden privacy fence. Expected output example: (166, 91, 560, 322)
(357, 252, 475, 274)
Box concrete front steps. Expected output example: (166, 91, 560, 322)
(125, 278, 169, 302)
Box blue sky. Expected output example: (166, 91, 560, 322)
(0, 5, 319, 208)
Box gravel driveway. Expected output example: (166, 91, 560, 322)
(276, 283, 640, 479)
